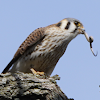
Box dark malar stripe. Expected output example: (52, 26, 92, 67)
(72, 28, 77, 33)
(65, 22, 70, 29)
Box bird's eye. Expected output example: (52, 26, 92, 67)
(74, 21, 78, 25)
(74, 21, 81, 27)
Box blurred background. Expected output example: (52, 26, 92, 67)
(0, 1, 100, 100)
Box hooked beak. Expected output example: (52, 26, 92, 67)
(77, 27, 85, 34)
(78, 27, 97, 57)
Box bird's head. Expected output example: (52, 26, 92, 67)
(55, 18, 97, 56)
(56, 18, 85, 36)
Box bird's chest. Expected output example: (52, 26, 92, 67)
(30, 36, 68, 64)
(28, 40, 67, 72)
(24, 33, 69, 63)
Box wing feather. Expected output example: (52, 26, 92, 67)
(2, 27, 45, 73)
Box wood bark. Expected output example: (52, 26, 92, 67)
(0, 72, 74, 100)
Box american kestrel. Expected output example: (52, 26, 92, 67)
(2, 18, 97, 76)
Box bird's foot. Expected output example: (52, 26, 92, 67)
(30, 68, 44, 76)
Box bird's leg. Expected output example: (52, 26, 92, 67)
(30, 68, 44, 75)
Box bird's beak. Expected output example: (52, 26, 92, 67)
(77, 27, 85, 34)
(78, 27, 97, 57)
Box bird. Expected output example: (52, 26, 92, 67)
(2, 18, 97, 76)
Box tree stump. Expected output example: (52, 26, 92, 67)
(0, 72, 74, 100)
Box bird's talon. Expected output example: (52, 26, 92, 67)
(30, 68, 37, 75)
(30, 68, 44, 76)
(37, 72, 44, 76)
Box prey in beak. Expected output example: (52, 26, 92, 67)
(78, 27, 98, 56)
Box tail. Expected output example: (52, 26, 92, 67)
(2, 58, 15, 73)
(2, 53, 21, 73)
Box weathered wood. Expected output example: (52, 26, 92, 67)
(0, 72, 73, 100)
